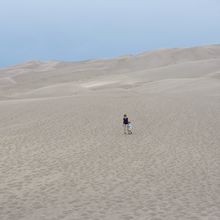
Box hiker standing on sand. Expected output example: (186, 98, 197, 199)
(123, 114, 129, 134)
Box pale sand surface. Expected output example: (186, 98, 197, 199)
(0, 45, 220, 219)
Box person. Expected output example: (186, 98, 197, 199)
(127, 121, 133, 135)
(123, 114, 129, 134)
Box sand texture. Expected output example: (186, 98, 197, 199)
(0, 45, 220, 219)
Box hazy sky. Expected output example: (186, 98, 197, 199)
(0, 0, 220, 67)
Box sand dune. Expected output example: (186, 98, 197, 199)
(0, 45, 220, 220)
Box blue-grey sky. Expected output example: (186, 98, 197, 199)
(0, 0, 220, 67)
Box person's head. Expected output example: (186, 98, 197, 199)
(124, 114, 127, 117)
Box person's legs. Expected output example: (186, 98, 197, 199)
(124, 124, 127, 134)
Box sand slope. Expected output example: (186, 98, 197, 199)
(0, 45, 220, 220)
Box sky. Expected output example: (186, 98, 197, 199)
(0, 0, 220, 67)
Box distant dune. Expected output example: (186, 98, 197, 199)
(1, 44, 220, 100)
(0, 45, 220, 220)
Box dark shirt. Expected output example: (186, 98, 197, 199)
(123, 117, 128, 125)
